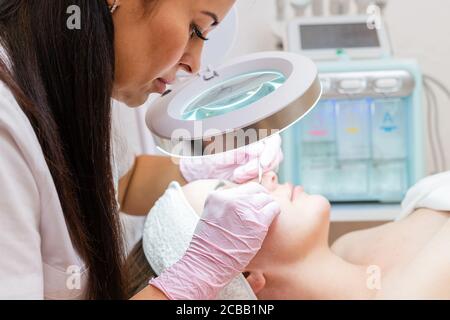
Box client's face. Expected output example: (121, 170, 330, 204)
(182, 172, 331, 269)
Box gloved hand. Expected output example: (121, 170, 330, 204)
(149, 182, 280, 300)
(179, 133, 284, 184)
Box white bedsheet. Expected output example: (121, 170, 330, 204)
(399, 171, 450, 220)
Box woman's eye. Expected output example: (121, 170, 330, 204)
(190, 24, 209, 41)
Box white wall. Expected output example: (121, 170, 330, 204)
(229, 0, 450, 174)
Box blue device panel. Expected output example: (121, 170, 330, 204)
(280, 60, 423, 203)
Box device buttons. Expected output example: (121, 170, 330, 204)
(338, 79, 367, 94)
(374, 78, 401, 93)
(319, 77, 332, 94)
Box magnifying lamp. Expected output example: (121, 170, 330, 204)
(146, 7, 322, 158)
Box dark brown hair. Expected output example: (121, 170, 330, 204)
(0, 0, 124, 299)
(125, 240, 157, 298)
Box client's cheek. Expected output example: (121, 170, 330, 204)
(255, 218, 279, 257)
(261, 217, 295, 258)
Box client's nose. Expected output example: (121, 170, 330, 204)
(261, 171, 278, 191)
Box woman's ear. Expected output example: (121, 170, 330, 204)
(244, 271, 266, 294)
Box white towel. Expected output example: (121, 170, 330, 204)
(143, 181, 257, 300)
(399, 171, 450, 220)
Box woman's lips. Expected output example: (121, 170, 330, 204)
(154, 78, 167, 94)
(158, 77, 175, 85)
(154, 77, 176, 94)
(285, 183, 293, 201)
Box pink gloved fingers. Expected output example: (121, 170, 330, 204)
(276, 150, 284, 168)
(232, 152, 282, 183)
(244, 139, 265, 158)
(258, 201, 281, 226)
(179, 157, 212, 182)
(149, 246, 235, 300)
(149, 181, 279, 300)
(200, 182, 276, 240)
(240, 134, 280, 166)
(209, 148, 248, 166)
(190, 220, 268, 273)
(179, 150, 249, 183)
(232, 158, 260, 183)
(230, 181, 269, 195)
(179, 134, 283, 182)
(259, 134, 282, 168)
(201, 182, 271, 226)
(241, 192, 276, 211)
(232, 135, 283, 183)
(232, 193, 278, 216)
(266, 150, 284, 174)
(233, 198, 281, 230)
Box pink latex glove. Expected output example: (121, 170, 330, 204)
(179, 133, 284, 184)
(149, 182, 280, 300)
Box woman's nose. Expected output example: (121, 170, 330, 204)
(261, 171, 278, 191)
(179, 41, 204, 75)
(179, 57, 200, 75)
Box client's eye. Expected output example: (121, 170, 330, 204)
(214, 181, 227, 191)
(214, 181, 237, 191)
(190, 24, 209, 41)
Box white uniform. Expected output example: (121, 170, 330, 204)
(0, 80, 135, 299)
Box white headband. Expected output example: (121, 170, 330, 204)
(142, 181, 256, 300)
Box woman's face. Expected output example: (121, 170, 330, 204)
(182, 172, 331, 268)
(109, 0, 235, 107)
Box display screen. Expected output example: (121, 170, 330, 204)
(300, 23, 380, 50)
(181, 71, 286, 121)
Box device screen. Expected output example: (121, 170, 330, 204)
(300, 23, 380, 50)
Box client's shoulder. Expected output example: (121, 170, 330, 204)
(330, 222, 396, 266)
(376, 217, 450, 299)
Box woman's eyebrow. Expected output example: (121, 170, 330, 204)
(201, 11, 219, 26)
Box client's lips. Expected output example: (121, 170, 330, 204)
(286, 183, 293, 201)
(291, 185, 304, 201)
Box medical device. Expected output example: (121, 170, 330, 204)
(277, 0, 388, 19)
(146, 8, 322, 157)
(137, 6, 320, 160)
(146, 52, 321, 157)
(144, 5, 323, 158)
(286, 15, 391, 61)
(276, 0, 288, 21)
(311, 0, 324, 16)
(374, 0, 388, 12)
(281, 15, 425, 206)
(355, 0, 374, 14)
(290, 0, 311, 17)
(271, 1, 390, 50)
(329, 0, 351, 15)
(143, 7, 309, 157)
